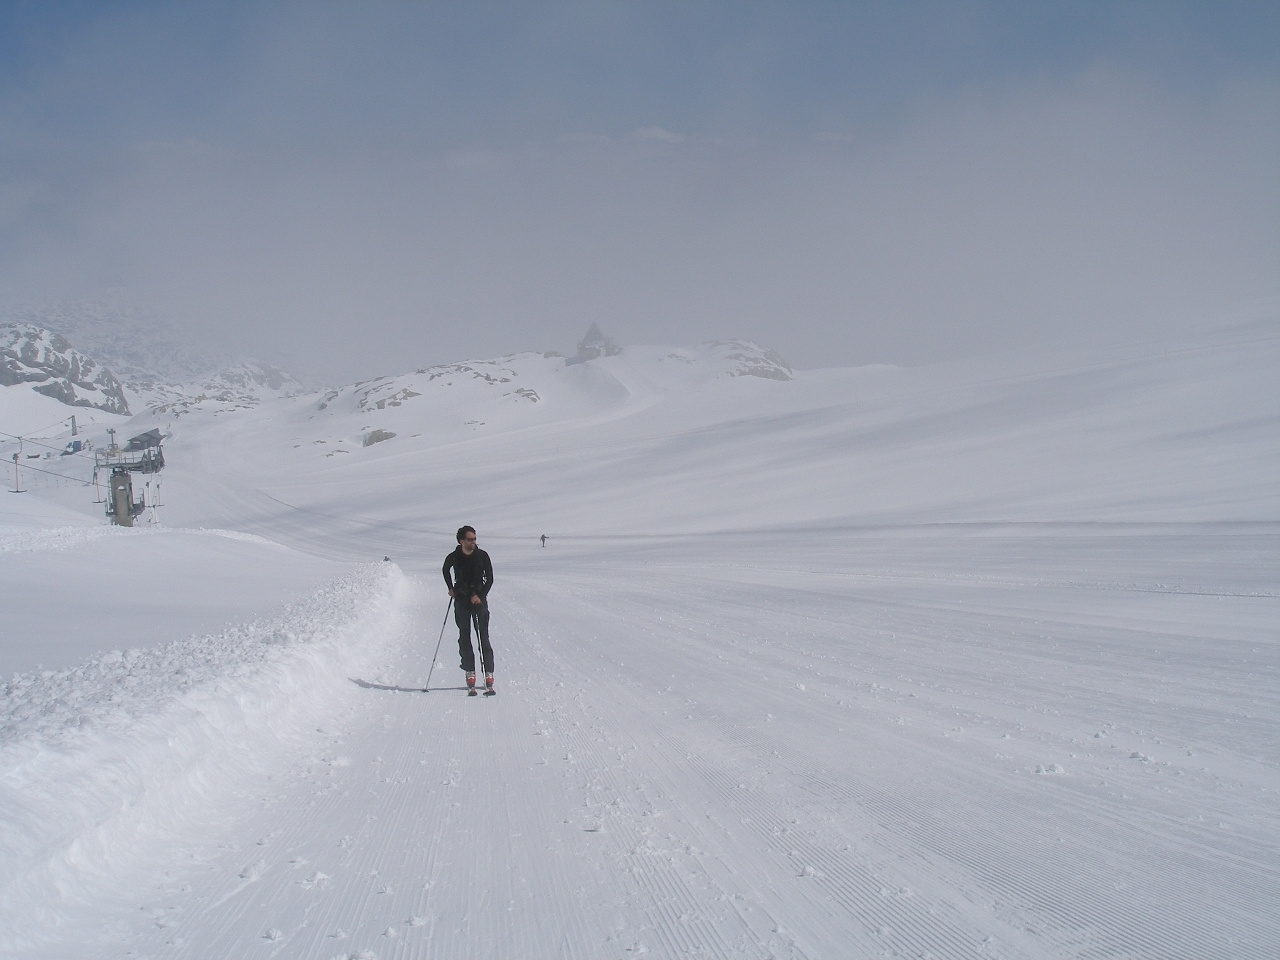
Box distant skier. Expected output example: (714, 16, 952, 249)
(540, 533, 547, 547)
(442, 525, 496, 695)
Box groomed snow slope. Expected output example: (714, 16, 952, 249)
(1, 324, 1277, 959)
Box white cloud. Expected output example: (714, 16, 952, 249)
(627, 126, 685, 143)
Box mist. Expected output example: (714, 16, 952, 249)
(1, 2, 1277, 384)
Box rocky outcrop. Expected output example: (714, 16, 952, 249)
(567, 323, 623, 365)
(705, 340, 793, 381)
(0, 323, 131, 415)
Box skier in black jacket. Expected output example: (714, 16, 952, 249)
(442, 525, 495, 694)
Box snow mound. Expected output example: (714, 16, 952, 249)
(0, 561, 415, 954)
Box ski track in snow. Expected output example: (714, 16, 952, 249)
(35, 531, 1277, 960)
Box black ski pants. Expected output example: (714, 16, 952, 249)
(455, 597, 494, 674)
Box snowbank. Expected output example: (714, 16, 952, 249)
(0, 525, 359, 676)
(0, 561, 416, 954)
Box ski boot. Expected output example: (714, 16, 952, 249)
(466, 672, 478, 696)
(484, 673, 496, 696)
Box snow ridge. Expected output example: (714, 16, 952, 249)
(0, 526, 278, 556)
(0, 525, 123, 555)
(127, 360, 307, 417)
(0, 561, 415, 954)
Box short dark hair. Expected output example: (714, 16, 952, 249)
(456, 525, 476, 542)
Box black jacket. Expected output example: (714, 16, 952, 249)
(443, 547, 493, 600)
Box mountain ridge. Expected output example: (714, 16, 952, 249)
(1, 323, 131, 416)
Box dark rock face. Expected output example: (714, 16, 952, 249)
(567, 323, 623, 365)
(1, 323, 131, 415)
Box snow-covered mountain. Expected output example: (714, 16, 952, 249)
(5, 305, 307, 419)
(126, 360, 307, 417)
(298, 338, 791, 447)
(0, 317, 307, 429)
(0, 323, 131, 416)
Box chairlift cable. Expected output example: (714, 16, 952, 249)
(0, 413, 91, 438)
(2, 458, 91, 484)
(0, 429, 99, 462)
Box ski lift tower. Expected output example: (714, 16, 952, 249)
(95, 428, 166, 526)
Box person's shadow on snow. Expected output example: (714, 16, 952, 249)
(350, 678, 468, 693)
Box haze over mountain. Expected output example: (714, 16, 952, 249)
(6, 304, 232, 384)
(1, 4, 1276, 382)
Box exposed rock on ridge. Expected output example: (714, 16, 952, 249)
(0, 323, 131, 415)
(567, 323, 622, 364)
(706, 340, 792, 380)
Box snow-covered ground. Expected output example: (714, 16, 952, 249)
(1, 322, 1277, 958)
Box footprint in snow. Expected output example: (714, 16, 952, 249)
(240, 859, 267, 880)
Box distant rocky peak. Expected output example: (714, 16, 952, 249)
(0, 323, 131, 415)
(568, 323, 623, 365)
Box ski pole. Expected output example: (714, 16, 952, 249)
(469, 604, 484, 693)
(423, 597, 453, 692)
(473, 606, 485, 676)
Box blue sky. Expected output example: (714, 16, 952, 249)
(1, 2, 1277, 380)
